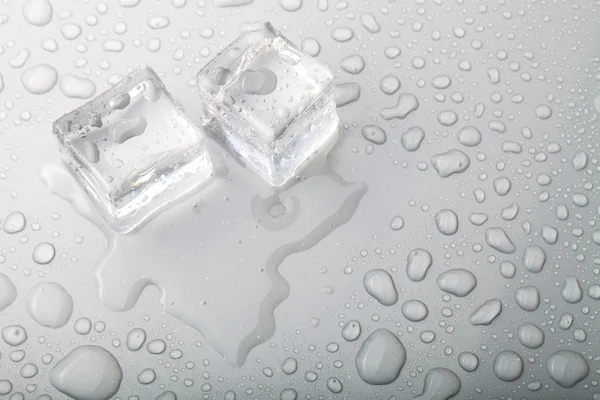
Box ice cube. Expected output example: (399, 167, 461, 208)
(197, 21, 338, 186)
(52, 67, 214, 233)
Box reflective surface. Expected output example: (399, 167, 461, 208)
(0, 0, 599, 399)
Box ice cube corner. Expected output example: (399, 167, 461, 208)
(52, 67, 214, 233)
(197, 21, 339, 186)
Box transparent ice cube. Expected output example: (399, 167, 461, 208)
(53, 67, 214, 233)
(197, 21, 338, 186)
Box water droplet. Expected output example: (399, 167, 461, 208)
(74, 317, 92, 335)
(341, 319, 361, 341)
(3, 211, 26, 233)
(21, 64, 58, 94)
(0, 380, 12, 395)
(326, 377, 343, 393)
(535, 104, 552, 119)
(389, 215, 404, 230)
(334, 82, 360, 107)
(401, 299, 428, 322)
(300, 37, 320, 56)
(485, 227, 515, 254)
(469, 298, 502, 326)
(147, 16, 170, 29)
(20, 363, 38, 379)
(61, 23, 82, 40)
(363, 269, 398, 306)
(9, 49, 31, 68)
(380, 93, 419, 120)
(22, 0, 53, 26)
(2, 325, 28, 346)
(587, 284, 600, 300)
(401, 126, 425, 151)
(0, 273, 17, 311)
(42, 38, 58, 52)
(281, 357, 297, 375)
(517, 323, 544, 349)
(419, 330, 435, 343)
(10, 350, 25, 362)
(431, 149, 470, 177)
(547, 350, 589, 388)
(157, 391, 177, 400)
(499, 261, 516, 279)
(361, 125, 386, 145)
(435, 209, 458, 235)
(147, 338, 166, 354)
(523, 245, 546, 273)
(493, 351, 523, 382)
(50, 345, 123, 400)
(558, 313, 574, 330)
(406, 248, 432, 282)
(413, 368, 462, 400)
(356, 329, 406, 385)
(26, 282, 73, 328)
(572, 151, 588, 171)
(431, 75, 452, 89)
(279, 388, 297, 400)
(126, 328, 146, 351)
(561, 276, 583, 304)
(278, 0, 302, 11)
(119, 0, 141, 6)
(458, 352, 479, 372)
(437, 269, 476, 297)
(514, 286, 540, 311)
(457, 126, 481, 146)
(340, 55, 365, 74)
(137, 368, 156, 384)
(380, 75, 400, 95)
(331, 27, 353, 42)
(360, 13, 380, 33)
(437, 110, 458, 126)
(32, 242, 56, 264)
(541, 225, 558, 244)
(493, 177, 511, 196)
(60, 74, 96, 99)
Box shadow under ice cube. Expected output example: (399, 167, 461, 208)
(52, 67, 214, 233)
(197, 21, 338, 186)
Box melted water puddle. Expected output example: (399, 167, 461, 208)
(42, 153, 366, 366)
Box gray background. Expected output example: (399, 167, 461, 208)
(0, 0, 599, 398)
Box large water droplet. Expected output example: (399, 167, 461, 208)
(3, 211, 26, 233)
(406, 248, 433, 282)
(493, 351, 523, 382)
(0, 273, 17, 311)
(435, 209, 458, 235)
(21, 64, 58, 94)
(517, 323, 544, 349)
(32, 242, 56, 264)
(436, 269, 477, 297)
(2, 325, 27, 346)
(547, 350, 589, 388)
(26, 282, 73, 328)
(50, 345, 123, 400)
(469, 299, 502, 326)
(363, 269, 398, 306)
(431, 150, 470, 177)
(22, 0, 53, 26)
(355, 329, 406, 385)
(412, 368, 462, 400)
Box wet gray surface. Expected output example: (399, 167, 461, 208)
(0, 0, 599, 399)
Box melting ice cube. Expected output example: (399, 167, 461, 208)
(52, 67, 214, 233)
(197, 21, 338, 186)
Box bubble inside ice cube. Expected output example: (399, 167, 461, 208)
(197, 21, 338, 186)
(52, 67, 214, 233)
